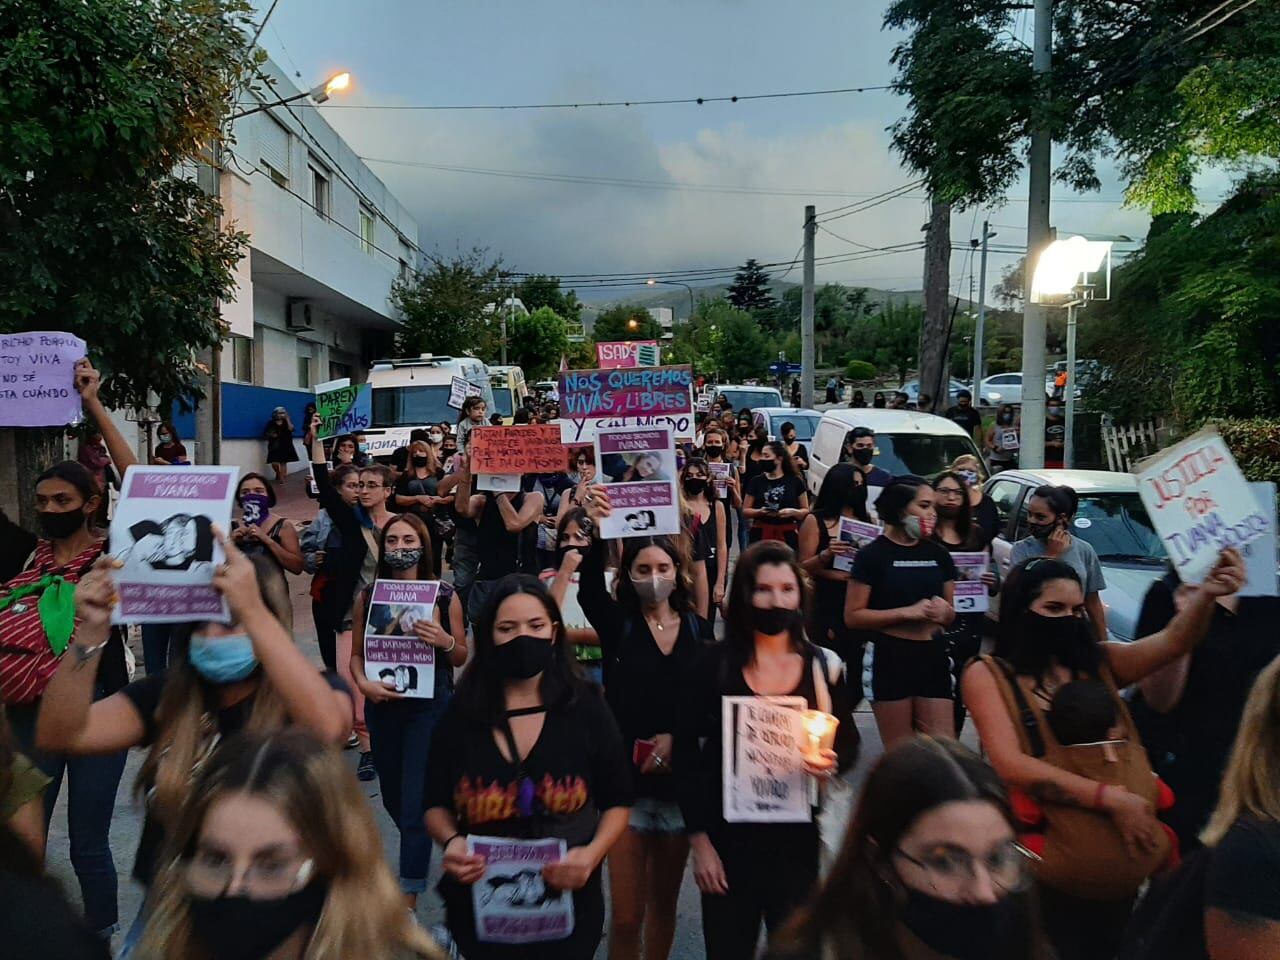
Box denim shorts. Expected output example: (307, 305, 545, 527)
(628, 797, 685, 834)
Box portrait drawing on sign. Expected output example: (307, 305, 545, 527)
(121, 514, 215, 573)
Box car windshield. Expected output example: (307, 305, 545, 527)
(852, 433, 981, 479)
(1073, 493, 1167, 563)
(372, 385, 456, 428)
(491, 387, 514, 418)
(783, 415, 821, 442)
(721, 389, 782, 410)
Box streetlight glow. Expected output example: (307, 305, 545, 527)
(309, 71, 353, 104)
(1030, 236, 1112, 302)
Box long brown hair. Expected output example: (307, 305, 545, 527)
(1202, 654, 1280, 846)
(136, 554, 294, 832)
(722, 540, 812, 671)
(613, 535, 695, 616)
(375, 513, 436, 580)
(137, 730, 442, 960)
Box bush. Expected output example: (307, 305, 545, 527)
(1216, 419, 1280, 486)
(845, 360, 877, 381)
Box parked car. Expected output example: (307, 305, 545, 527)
(980, 372, 1031, 405)
(983, 469, 1167, 641)
(808, 409, 985, 495)
(714, 384, 784, 412)
(900, 378, 992, 407)
(751, 407, 823, 444)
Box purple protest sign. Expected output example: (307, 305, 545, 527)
(363, 580, 440, 698)
(125, 471, 233, 501)
(115, 583, 226, 620)
(594, 425, 680, 539)
(0, 331, 87, 427)
(468, 836, 574, 943)
(559, 365, 693, 419)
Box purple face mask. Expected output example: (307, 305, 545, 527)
(241, 492, 271, 526)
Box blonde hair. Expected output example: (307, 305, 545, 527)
(137, 730, 443, 960)
(407, 440, 439, 475)
(1201, 654, 1280, 846)
(136, 555, 294, 831)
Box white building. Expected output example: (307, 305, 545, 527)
(647, 306, 675, 341)
(129, 59, 421, 473)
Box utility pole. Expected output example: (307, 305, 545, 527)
(501, 287, 510, 366)
(1019, 0, 1053, 468)
(972, 221, 995, 393)
(800, 205, 816, 408)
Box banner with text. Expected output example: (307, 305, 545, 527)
(315, 382, 371, 440)
(559, 365, 693, 420)
(0, 331, 86, 427)
(1135, 426, 1272, 583)
(557, 411, 693, 445)
(833, 518, 882, 573)
(951, 552, 990, 613)
(470, 425, 566, 476)
(594, 426, 680, 539)
(595, 340, 659, 369)
(448, 376, 484, 410)
(363, 579, 439, 698)
(468, 836, 574, 944)
(722, 695, 810, 823)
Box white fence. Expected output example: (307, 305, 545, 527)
(1101, 416, 1164, 472)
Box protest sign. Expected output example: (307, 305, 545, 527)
(999, 428, 1020, 451)
(360, 428, 414, 458)
(0, 331, 86, 427)
(833, 518, 882, 573)
(595, 340, 659, 369)
(1240, 483, 1278, 598)
(110, 466, 239, 624)
(708, 461, 732, 499)
(951, 552, 990, 613)
(722, 696, 810, 823)
(1135, 426, 1272, 583)
(448, 376, 483, 410)
(315, 381, 371, 440)
(470, 425, 565, 476)
(468, 836, 574, 944)
(594, 426, 680, 538)
(362, 580, 439, 698)
(557, 411, 694, 445)
(476, 473, 521, 493)
(559, 365, 693, 420)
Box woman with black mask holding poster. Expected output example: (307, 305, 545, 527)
(743, 442, 809, 550)
(425, 576, 632, 960)
(580, 487, 703, 960)
(681, 458, 727, 624)
(677, 542, 859, 960)
(798, 463, 871, 666)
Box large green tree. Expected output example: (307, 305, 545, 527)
(847, 300, 920, 386)
(514, 274, 582, 325)
(507, 306, 569, 379)
(1, 0, 259, 506)
(725, 259, 778, 315)
(590, 304, 663, 343)
(391, 248, 504, 358)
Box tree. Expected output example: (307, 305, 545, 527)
(514, 274, 582, 325)
(391, 248, 503, 358)
(591, 304, 663, 343)
(709, 302, 771, 383)
(918, 200, 952, 413)
(849, 300, 920, 386)
(0, 0, 259, 525)
(507, 306, 569, 380)
(726, 259, 778, 315)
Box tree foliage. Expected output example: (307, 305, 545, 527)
(591, 304, 663, 343)
(391, 248, 503, 358)
(507, 306, 568, 380)
(0, 0, 261, 412)
(514, 274, 582, 325)
(725, 260, 778, 315)
(848, 300, 921, 386)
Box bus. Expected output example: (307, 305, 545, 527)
(488, 365, 529, 424)
(361, 355, 495, 458)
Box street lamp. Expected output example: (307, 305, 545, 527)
(627, 318, 639, 331)
(646, 278, 696, 320)
(230, 71, 352, 120)
(1030, 235, 1113, 468)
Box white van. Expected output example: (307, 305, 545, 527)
(361, 355, 495, 457)
(807, 409, 984, 496)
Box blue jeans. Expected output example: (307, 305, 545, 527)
(140, 623, 173, 674)
(8, 696, 128, 935)
(363, 694, 450, 893)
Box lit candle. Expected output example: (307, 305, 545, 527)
(801, 710, 838, 761)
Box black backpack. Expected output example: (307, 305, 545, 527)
(1117, 847, 1211, 960)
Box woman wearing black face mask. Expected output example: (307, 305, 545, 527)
(544, 509, 604, 683)
(426, 576, 632, 959)
(986, 404, 1021, 473)
(743, 441, 809, 550)
(393, 440, 447, 574)
(962, 551, 1245, 960)
(799, 463, 872, 668)
(136, 729, 443, 960)
(677, 542, 859, 960)
(681, 458, 727, 623)
(766, 736, 1051, 960)
(872, 391, 887, 409)
(579, 493, 703, 960)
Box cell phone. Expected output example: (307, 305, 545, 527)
(632, 738, 656, 767)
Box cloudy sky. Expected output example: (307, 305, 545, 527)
(250, 0, 1225, 300)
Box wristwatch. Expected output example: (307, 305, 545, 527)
(71, 637, 110, 664)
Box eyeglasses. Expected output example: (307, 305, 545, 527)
(894, 840, 1037, 895)
(183, 849, 316, 899)
(935, 487, 965, 499)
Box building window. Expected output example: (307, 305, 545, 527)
(359, 206, 376, 254)
(309, 161, 330, 218)
(230, 336, 254, 384)
(297, 352, 312, 390)
(258, 117, 291, 187)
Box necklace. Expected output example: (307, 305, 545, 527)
(646, 612, 676, 632)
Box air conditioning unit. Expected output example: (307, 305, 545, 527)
(287, 300, 315, 332)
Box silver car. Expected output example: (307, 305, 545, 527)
(984, 469, 1167, 641)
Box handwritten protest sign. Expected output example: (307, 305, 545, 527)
(558, 411, 693, 445)
(595, 426, 680, 538)
(596, 340, 659, 369)
(951, 552, 990, 613)
(0, 331, 87, 427)
(1241, 482, 1278, 598)
(470, 425, 566, 476)
(833, 518, 882, 573)
(363, 580, 439, 698)
(722, 696, 810, 823)
(559, 365, 693, 419)
(110, 466, 239, 624)
(1135, 426, 1272, 583)
(448, 376, 483, 410)
(468, 836, 574, 944)
(315, 381, 371, 439)
(709, 461, 732, 499)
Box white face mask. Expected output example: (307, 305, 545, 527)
(429, 433, 443, 444)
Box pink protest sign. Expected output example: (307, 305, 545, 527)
(559, 365, 693, 419)
(0, 331, 87, 427)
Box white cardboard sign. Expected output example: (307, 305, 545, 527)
(722, 695, 811, 824)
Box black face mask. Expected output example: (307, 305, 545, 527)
(37, 509, 88, 541)
(1028, 519, 1058, 540)
(754, 605, 800, 636)
(188, 881, 328, 960)
(491, 634, 554, 680)
(704, 445, 724, 459)
(999, 413, 1014, 424)
(683, 478, 707, 497)
(411, 455, 429, 468)
(1022, 610, 1090, 659)
(899, 884, 1022, 960)
(851, 448, 873, 466)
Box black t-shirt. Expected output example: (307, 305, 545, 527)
(946, 406, 983, 434)
(972, 494, 1000, 547)
(1045, 415, 1066, 449)
(1206, 817, 1280, 922)
(850, 535, 956, 611)
(122, 669, 351, 884)
(746, 473, 806, 514)
(475, 493, 526, 581)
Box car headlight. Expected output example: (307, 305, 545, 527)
(988, 391, 1001, 402)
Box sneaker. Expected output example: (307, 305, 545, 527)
(344, 733, 359, 750)
(357, 751, 376, 782)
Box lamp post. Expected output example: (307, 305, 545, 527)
(646, 278, 696, 320)
(1030, 236, 1114, 468)
(230, 71, 351, 120)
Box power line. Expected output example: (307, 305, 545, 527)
(818, 181, 929, 223)
(251, 84, 896, 113)
(248, 0, 282, 48)
(815, 179, 926, 219)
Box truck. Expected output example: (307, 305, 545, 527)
(360, 354, 495, 458)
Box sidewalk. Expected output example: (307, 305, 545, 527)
(273, 470, 321, 643)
